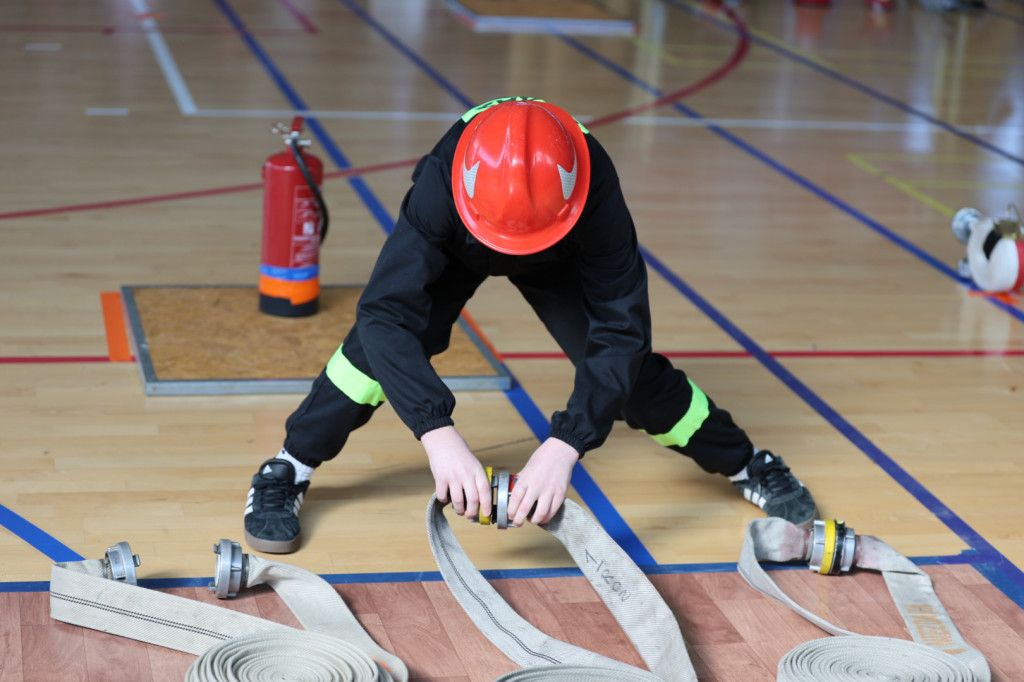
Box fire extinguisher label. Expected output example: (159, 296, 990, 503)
(290, 186, 320, 269)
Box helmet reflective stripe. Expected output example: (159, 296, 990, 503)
(462, 160, 481, 199)
(558, 159, 577, 201)
(325, 345, 386, 405)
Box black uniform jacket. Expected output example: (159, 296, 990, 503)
(354, 116, 653, 456)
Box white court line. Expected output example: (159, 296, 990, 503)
(107, 4, 1017, 139)
(193, 108, 461, 121)
(190, 108, 1024, 135)
(627, 116, 1024, 135)
(129, 0, 196, 115)
(86, 108, 131, 116)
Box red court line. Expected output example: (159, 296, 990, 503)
(3, 348, 1021, 366)
(273, 0, 318, 34)
(100, 292, 134, 362)
(0, 7, 747, 224)
(0, 159, 416, 222)
(0, 356, 113, 364)
(502, 349, 1024, 360)
(586, 4, 749, 128)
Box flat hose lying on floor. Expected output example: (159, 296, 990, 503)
(426, 494, 698, 681)
(738, 517, 991, 681)
(49, 547, 407, 681)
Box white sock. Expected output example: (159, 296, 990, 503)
(728, 466, 749, 482)
(275, 449, 314, 484)
(728, 449, 768, 482)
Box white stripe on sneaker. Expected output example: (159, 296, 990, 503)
(743, 489, 766, 509)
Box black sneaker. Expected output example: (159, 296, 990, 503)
(244, 458, 309, 553)
(733, 450, 817, 528)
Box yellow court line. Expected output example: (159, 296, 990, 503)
(850, 152, 1013, 164)
(626, 34, 688, 68)
(845, 153, 956, 218)
(739, 25, 833, 69)
(909, 179, 1024, 191)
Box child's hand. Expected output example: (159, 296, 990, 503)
(422, 425, 492, 520)
(507, 438, 579, 526)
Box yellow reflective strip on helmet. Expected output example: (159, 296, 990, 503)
(646, 379, 710, 447)
(461, 97, 546, 122)
(460, 97, 589, 136)
(325, 345, 386, 406)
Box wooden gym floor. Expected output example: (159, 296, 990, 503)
(1, 0, 1023, 679)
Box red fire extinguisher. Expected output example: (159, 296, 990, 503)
(259, 116, 329, 317)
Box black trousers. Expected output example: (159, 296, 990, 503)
(282, 260, 754, 476)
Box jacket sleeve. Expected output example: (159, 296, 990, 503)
(547, 168, 652, 455)
(354, 157, 459, 439)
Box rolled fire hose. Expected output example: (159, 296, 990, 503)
(426, 494, 697, 681)
(49, 540, 407, 681)
(739, 517, 991, 681)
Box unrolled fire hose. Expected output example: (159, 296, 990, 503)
(739, 517, 991, 681)
(49, 539, 407, 681)
(47, 473, 990, 682)
(427, 493, 697, 682)
(431, 470, 990, 681)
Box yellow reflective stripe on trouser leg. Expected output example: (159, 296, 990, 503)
(647, 379, 710, 448)
(325, 345, 386, 406)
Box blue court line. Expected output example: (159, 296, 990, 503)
(504, 380, 657, 566)
(561, 33, 1024, 326)
(0, 503, 82, 563)
(668, 0, 1024, 168)
(642, 245, 1024, 609)
(0, 550, 999, 593)
(557, 31, 1024, 606)
(336, 0, 474, 110)
(210, 0, 396, 235)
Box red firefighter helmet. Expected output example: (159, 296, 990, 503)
(452, 100, 590, 255)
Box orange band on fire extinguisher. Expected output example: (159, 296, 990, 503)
(259, 274, 320, 305)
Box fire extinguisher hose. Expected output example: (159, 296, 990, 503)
(287, 137, 329, 243)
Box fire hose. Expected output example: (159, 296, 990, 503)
(427, 494, 697, 681)
(738, 517, 990, 681)
(49, 540, 406, 681)
(48, 474, 990, 681)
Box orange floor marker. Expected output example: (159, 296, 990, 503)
(459, 310, 504, 363)
(100, 291, 134, 362)
(968, 290, 1019, 306)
